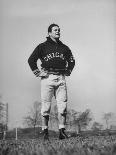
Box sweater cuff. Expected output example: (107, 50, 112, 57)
(33, 69, 40, 77)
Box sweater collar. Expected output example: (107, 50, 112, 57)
(46, 37, 62, 45)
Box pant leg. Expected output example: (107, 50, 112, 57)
(55, 75, 68, 129)
(41, 76, 55, 130)
(41, 77, 54, 116)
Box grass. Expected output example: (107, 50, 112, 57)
(0, 135, 116, 155)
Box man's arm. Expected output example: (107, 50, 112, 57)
(65, 48, 75, 76)
(28, 45, 42, 77)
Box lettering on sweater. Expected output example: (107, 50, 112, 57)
(44, 52, 65, 61)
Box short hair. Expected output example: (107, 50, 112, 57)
(48, 24, 59, 33)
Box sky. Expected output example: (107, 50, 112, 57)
(0, 0, 116, 129)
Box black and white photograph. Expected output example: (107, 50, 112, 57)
(0, 0, 116, 154)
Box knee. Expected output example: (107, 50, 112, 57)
(42, 115, 49, 121)
(57, 102, 67, 115)
(41, 101, 51, 116)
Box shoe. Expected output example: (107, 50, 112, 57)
(59, 128, 68, 140)
(43, 129, 49, 141)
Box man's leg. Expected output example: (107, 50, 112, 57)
(41, 115, 49, 140)
(56, 76, 68, 139)
(58, 112, 66, 129)
(41, 115, 49, 130)
(41, 77, 54, 140)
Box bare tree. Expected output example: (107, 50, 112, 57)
(0, 97, 8, 140)
(0, 102, 4, 118)
(0, 100, 4, 139)
(24, 101, 42, 135)
(66, 109, 92, 134)
(73, 109, 92, 134)
(103, 112, 114, 129)
(91, 121, 103, 131)
(66, 109, 79, 131)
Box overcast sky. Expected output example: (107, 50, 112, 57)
(0, 0, 116, 129)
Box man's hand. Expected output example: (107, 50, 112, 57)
(33, 69, 49, 78)
(33, 69, 41, 77)
(39, 70, 49, 78)
(65, 69, 71, 76)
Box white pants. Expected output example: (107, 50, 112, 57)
(41, 74, 67, 116)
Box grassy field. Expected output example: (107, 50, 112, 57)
(0, 135, 116, 155)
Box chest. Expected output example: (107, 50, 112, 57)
(44, 43, 66, 55)
(41, 43, 67, 60)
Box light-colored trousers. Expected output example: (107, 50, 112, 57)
(41, 74, 67, 117)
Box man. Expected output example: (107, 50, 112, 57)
(28, 24, 75, 140)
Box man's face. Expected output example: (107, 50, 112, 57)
(49, 26, 60, 39)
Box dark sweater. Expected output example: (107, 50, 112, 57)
(28, 37, 75, 74)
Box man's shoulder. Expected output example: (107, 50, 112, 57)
(59, 40, 68, 47)
(39, 40, 47, 46)
(37, 41, 47, 48)
(61, 42, 70, 51)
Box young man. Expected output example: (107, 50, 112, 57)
(28, 24, 75, 140)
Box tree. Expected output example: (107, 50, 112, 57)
(0, 96, 8, 140)
(0, 101, 4, 118)
(24, 101, 42, 135)
(110, 125, 116, 130)
(66, 109, 92, 134)
(91, 121, 103, 131)
(66, 109, 79, 131)
(103, 112, 114, 129)
(73, 109, 92, 134)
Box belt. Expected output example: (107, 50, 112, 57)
(48, 71, 62, 75)
(44, 68, 65, 75)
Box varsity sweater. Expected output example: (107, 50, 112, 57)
(28, 37, 75, 75)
